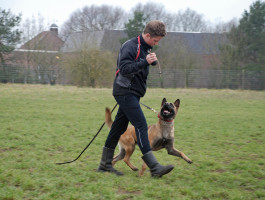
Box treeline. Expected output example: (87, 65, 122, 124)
(60, 2, 234, 40)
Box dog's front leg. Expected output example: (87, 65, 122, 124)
(165, 140, 192, 164)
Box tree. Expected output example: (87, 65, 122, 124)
(220, 0, 265, 70)
(131, 2, 175, 31)
(211, 18, 238, 33)
(0, 8, 21, 63)
(61, 5, 127, 40)
(219, 0, 265, 89)
(119, 11, 146, 44)
(62, 49, 115, 87)
(237, 0, 265, 70)
(221, 0, 265, 70)
(173, 8, 208, 32)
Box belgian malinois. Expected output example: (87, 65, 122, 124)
(105, 98, 193, 176)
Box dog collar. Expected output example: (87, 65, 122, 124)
(157, 113, 173, 122)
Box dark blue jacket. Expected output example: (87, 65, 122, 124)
(113, 35, 152, 97)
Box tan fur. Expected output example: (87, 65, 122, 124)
(105, 98, 192, 176)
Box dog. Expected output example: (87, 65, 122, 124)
(105, 98, 193, 176)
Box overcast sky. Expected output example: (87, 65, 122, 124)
(1, 0, 257, 27)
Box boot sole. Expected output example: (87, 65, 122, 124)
(152, 165, 174, 178)
(97, 168, 124, 176)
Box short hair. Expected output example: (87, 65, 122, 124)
(143, 20, 167, 37)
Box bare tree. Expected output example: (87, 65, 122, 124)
(131, 2, 176, 31)
(20, 14, 48, 44)
(132, 2, 167, 20)
(61, 5, 127, 39)
(130, 4, 208, 32)
(211, 18, 238, 33)
(173, 8, 208, 32)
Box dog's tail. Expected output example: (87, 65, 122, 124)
(105, 107, 113, 128)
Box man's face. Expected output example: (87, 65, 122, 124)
(145, 34, 163, 47)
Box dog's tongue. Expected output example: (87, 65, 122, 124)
(163, 110, 170, 114)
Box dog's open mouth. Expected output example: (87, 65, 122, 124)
(163, 109, 171, 115)
(161, 104, 175, 117)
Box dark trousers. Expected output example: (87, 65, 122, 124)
(104, 94, 151, 155)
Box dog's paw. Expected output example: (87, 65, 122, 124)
(187, 160, 193, 164)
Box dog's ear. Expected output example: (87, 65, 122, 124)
(174, 99, 180, 107)
(161, 98, 167, 106)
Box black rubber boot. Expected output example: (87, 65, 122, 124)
(142, 151, 174, 177)
(97, 147, 123, 176)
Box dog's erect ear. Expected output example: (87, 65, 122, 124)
(174, 99, 180, 107)
(161, 98, 167, 106)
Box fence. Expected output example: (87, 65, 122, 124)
(148, 68, 265, 90)
(0, 64, 60, 85)
(0, 64, 264, 90)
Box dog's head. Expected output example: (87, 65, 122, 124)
(159, 98, 180, 122)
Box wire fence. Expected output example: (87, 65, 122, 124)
(1, 64, 264, 90)
(148, 68, 265, 90)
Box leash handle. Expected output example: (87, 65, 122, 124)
(56, 103, 118, 165)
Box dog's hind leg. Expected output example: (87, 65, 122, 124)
(123, 145, 138, 171)
(139, 162, 147, 176)
(112, 147, 126, 166)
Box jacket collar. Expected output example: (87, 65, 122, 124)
(139, 34, 152, 51)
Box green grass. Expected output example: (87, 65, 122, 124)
(0, 84, 264, 200)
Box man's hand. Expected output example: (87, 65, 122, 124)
(146, 52, 158, 65)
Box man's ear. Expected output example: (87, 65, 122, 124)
(145, 33, 151, 38)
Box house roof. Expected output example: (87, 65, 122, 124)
(161, 32, 227, 55)
(61, 30, 106, 52)
(20, 31, 64, 52)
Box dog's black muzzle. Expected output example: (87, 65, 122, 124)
(160, 103, 175, 120)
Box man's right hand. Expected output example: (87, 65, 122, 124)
(146, 53, 158, 65)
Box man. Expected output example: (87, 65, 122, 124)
(97, 20, 174, 177)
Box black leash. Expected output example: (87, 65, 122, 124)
(56, 103, 118, 165)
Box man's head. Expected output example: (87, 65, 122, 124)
(142, 20, 166, 47)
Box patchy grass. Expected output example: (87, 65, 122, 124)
(0, 84, 264, 200)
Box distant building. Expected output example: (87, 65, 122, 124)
(11, 24, 64, 68)
(61, 30, 227, 69)
(1, 24, 64, 84)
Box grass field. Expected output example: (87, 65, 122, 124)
(0, 84, 264, 200)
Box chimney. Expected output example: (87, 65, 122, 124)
(50, 24, 58, 35)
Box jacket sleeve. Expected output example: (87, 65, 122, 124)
(118, 42, 149, 75)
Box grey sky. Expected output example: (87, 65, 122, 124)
(1, 0, 256, 27)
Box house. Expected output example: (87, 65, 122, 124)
(1, 24, 64, 84)
(13, 24, 64, 67)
